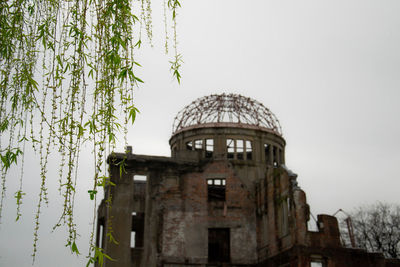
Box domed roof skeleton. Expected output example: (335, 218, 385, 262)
(172, 93, 282, 136)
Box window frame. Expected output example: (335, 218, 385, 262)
(226, 138, 253, 160)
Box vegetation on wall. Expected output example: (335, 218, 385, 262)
(0, 0, 181, 264)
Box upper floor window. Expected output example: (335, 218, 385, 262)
(236, 140, 244, 159)
(226, 139, 252, 160)
(185, 138, 214, 158)
(186, 139, 203, 150)
(206, 139, 214, 158)
(227, 139, 235, 159)
(246, 140, 252, 160)
(194, 139, 203, 150)
(265, 143, 282, 166)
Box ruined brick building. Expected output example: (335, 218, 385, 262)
(96, 94, 400, 267)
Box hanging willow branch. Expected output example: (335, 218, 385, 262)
(0, 0, 181, 264)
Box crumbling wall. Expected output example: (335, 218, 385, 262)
(160, 160, 258, 265)
(100, 165, 134, 267)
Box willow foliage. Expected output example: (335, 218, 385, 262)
(0, 0, 181, 264)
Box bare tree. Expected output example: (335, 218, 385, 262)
(341, 202, 400, 259)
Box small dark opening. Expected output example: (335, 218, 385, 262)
(208, 228, 230, 263)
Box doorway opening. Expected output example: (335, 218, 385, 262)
(208, 228, 230, 263)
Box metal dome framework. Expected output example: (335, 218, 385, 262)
(172, 94, 282, 136)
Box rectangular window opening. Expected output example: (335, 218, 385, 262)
(134, 175, 147, 181)
(310, 261, 324, 267)
(246, 140, 252, 160)
(207, 178, 226, 201)
(131, 212, 144, 248)
(226, 139, 235, 159)
(208, 228, 230, 263)
(206, 139, 214, 158)
(194, 139, 203, 150)
(236, 140, 244, 160)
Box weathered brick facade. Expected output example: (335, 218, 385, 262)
(96, 94, 400, 267)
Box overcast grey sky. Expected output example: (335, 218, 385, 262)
(1, 0, 400, 266)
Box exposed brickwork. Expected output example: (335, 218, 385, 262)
(96, 124, 400, 267)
